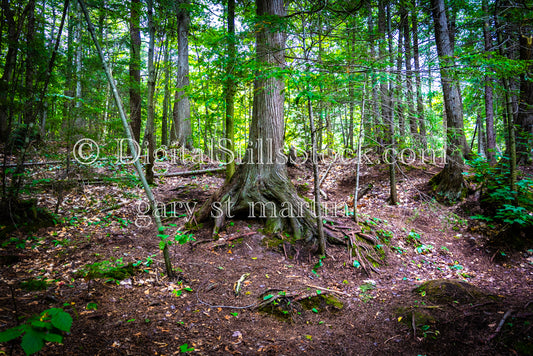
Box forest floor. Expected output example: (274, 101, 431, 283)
(1, 149, 532, 355)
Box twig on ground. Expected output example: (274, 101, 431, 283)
(306, 284, 351, 297)
(487, 309, 513, 342)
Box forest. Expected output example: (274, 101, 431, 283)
(0, 0, 532, 354)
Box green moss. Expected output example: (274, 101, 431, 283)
(300, 294, 344, 312)
(414, 279, 494, 304)
(395, 307, 436, 328)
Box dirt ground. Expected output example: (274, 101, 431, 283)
(1, 155, 532, 355)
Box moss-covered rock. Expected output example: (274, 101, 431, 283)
(414, 279, 492, 304)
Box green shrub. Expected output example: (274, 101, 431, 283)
(467, 156, 533, 229)
(0, 308, 72, 355)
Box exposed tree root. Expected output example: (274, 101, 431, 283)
(194, 164, 323, 244)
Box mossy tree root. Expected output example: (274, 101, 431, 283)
(194, 166, 328, 245)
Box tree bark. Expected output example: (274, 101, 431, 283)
(0, 1, 30, 141)
(402, 4, 417, 146)
(196, 0, 322, 245)
(172, 0, 193, 149)
(395, 17, 405, 143)
(23, 0, 36, 127)
(378, 0, 397, 204)
(224, 0, 236, 182)
(129, 0, 142, 144)
(161, 35, 170, 146)
(482, 0, 496, 165)
(145, 0, 156, 184)
(516, 29, 533, 165)
(411, 0, 427, 149)
(429, 0, 468, 203)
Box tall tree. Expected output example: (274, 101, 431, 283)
(401, 2, 417, 145)
(482, 0, 496, 165)
(145, 0, 156, 184)
(429, 0, 470, 203)
(197, 0, 322, 244)
(129, 0, 142, 144)
(378, 0, 397, 204)
(161, 35, 170, 146)
(172, 0, 192, 149)
(516, 24, 533, 165)
(0, 1, 31, 141)
(224, 0, 236, 181)
(411, 0, 426, 148)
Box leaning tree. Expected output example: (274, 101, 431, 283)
(196, 0, 322, 244)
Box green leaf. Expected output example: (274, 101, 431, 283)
(312, 308, 318, 313)
(30, 320, 50, 329)
(0, 327, 24, 342)
(263, 294, 274, 300)
(50, 311, 72, 332)
(180, 343, 194, 352)
(21, 328, 45, 355)
(353, 260, 361, 268)
(43, 332, 63, 343)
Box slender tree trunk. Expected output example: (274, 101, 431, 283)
(386, 3, 397, 205)
(411, 0, 427, 149)
(74, 0, 83, 129)
(0, 1, 29, 141)
(129, 0, 142, 144)
(494, 7, 517, 195)
(23, 0, 36, 127)
(367, 3, 380, 149)
(78, 0, 173, 277)
(516, 29, 533, 165)
(145, 0, 156, 184)
(161, 36, 170, 146)
(395, 21, 405, 144)
(402, 4, 417, 146)
(172, 0, 193, 149)
(429, 0, 468, 203)
(377, 0, 397, 204)
(224, 0, 236, 181)
(482, 0, 496, 165)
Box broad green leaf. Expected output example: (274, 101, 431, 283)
(43, 332, 63, 343)
(0, 327, 23, 342)
(51, 311, 72, 332)
(21, 328, 45, 355)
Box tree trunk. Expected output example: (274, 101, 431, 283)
(395, 19, 405, 144)
(224, 0, 236, 182)
(378, 0, 397, 204)
(145, 0, 156, 184)
(482, 0, 496, 165)
(23, 0, 36, 127)
(0, 1, 29, 141)
(161, 35, 170, 146)
(129, 0, 142, 144)
(367, 3, 380, 149)
(74, 1, 83, 130)
(172, 0, 193, 149)
(196, 0, 322, 245)
(402, 4, 417, 146)
(429, 0, 468, 203)
(516, 29, 533, 165)
(411, 0, 427, 149)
